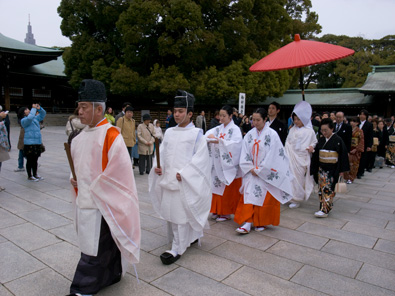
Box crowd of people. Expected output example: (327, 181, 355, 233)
(2, 78, 395, 295)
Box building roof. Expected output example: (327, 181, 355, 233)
(0, 33, 63, 67)
(262, 88, 374, 106)
(359, 65, 395, 94)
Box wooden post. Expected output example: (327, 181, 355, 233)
(155, 138, 160, 168)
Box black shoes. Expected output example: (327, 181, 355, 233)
(160, 252, 181, 265)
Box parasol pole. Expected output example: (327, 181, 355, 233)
(299, 68, 305, 101)
(155, 138, 160, 169)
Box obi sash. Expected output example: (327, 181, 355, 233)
(351, 137, 359, 147)
(319, 149, 338, 164)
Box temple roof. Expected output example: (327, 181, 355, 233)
(0, 33, 63, 67)
(263, 88, 373, 106)
(359, 65, 395, 94)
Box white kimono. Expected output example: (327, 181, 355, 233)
(71, 119, 140, 265)
(285, 126, 317, 202)
(205, 120, 242, 195)
(285, 100, 317, 202)
(149, 122, 211, 255)
(240, 125, 293, 206)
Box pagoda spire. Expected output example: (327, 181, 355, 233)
(24, 14, 36, 45)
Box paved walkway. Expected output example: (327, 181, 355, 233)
(1, 126, 394, 296)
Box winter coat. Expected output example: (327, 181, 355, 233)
(117, 116, 136, 147)
(137, 122, 155, 155)
(21, 107, 46, 145)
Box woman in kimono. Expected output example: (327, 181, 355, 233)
(310, 118, 350, 218)
(385, 121, 395, 168)
(234, 108, 293, 233)
(285, 101, 317, 209)
(344, 117, 364, 184)
(206, 105, 243, 222)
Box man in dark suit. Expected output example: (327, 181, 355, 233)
(268, 102, 287, 145)
(334, 111, 352, 152)
(357, 109, 373, 178)
(385, 118, 394, 135)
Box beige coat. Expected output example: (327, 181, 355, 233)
(116, 116, 136, 147)
(137, 123, 155, 155)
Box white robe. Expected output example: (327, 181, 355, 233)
(240, 125, 293, 206)
(71, 120, 140, 265)
(205, 120, 242, 195)
(285, 126, 317, 202)
(149, 122, 211, 255)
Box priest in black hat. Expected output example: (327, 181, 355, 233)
(149, 90, 212, 265)
(68, 79, 140, 296)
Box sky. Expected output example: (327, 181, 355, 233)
(0, 0, 394, 48)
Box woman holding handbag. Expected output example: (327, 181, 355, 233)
(310, 118, 350, 218)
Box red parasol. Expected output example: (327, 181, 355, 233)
(250, 34, 355, 100)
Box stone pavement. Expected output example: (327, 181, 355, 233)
(1, 126, 395, 296)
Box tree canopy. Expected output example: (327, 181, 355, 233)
(58, 0, 321, 105)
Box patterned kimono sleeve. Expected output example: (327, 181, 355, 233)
(239, 133, 254, 176)
(218, 127, 243, 168)
(357, 129, 365, 153)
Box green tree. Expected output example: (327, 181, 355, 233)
(59, 0, 323, 104)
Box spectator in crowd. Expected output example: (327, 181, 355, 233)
(114, 102, 131, 125)
(334, 111, 352, 152)
(368, 118, 380, 170)
(374, 119, 387, 169)
(208, 110, 221, 130)
(116, 106, 136, 162)
(386, 120, 395, 168)
(21, 104, 46, 181)
(153, 119, 164, 143)
(310, 118, 349, 217)
(0, 111, 10, 190)
(0, 106, 10, 150)
(232, 108, 242, 126)
(66, 107, 86, 137)
(322, 112, 330, 119)
(137, 114, 155, 175)
(165, 109, 176, 129)
(384, 118, 394, 135)
(195, 110, 207, 134)
(267, 102, 287, 145)
(15, 107, 26, 172)
(344, 117, 364, 184)
(357, 109, 373, 178)
(330, 111, 337, 122)
(104, 106, 115, 125)
(285, 101, 317, 209)
(241, 115, 252, 136)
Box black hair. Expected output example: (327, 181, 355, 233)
(122, 102, 132, 108)
(349, 116, 360, 124)
(360, 109, 369, 117)
(17, 107, 28, 121)
(253, 108, 268, 121)
(322, 111, 330, 116)
(269, 101, 281, 110)
(320, 118, 334, 130)
(291, 112, 298, 121)
(221, 105, 233, 117)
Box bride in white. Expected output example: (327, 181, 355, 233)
(285, 101, 317, 208)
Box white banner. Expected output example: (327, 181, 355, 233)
(238, 93, 246, 115)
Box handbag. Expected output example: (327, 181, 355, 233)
(335, 176, 347, 193)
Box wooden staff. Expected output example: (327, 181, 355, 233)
(155, 137, 160, 168)
(64, 143, 77, 180)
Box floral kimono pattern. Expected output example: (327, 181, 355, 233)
(206, 120, 243, 195)
(239, 125, 293, 206)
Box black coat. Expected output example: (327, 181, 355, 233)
(361, 121, 373, 150)
(269, 118, 287, 145)
(334, 122, 352, 152)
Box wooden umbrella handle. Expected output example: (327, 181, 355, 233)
(64, 143, 77, 181)
(155, 138, 160, 169)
